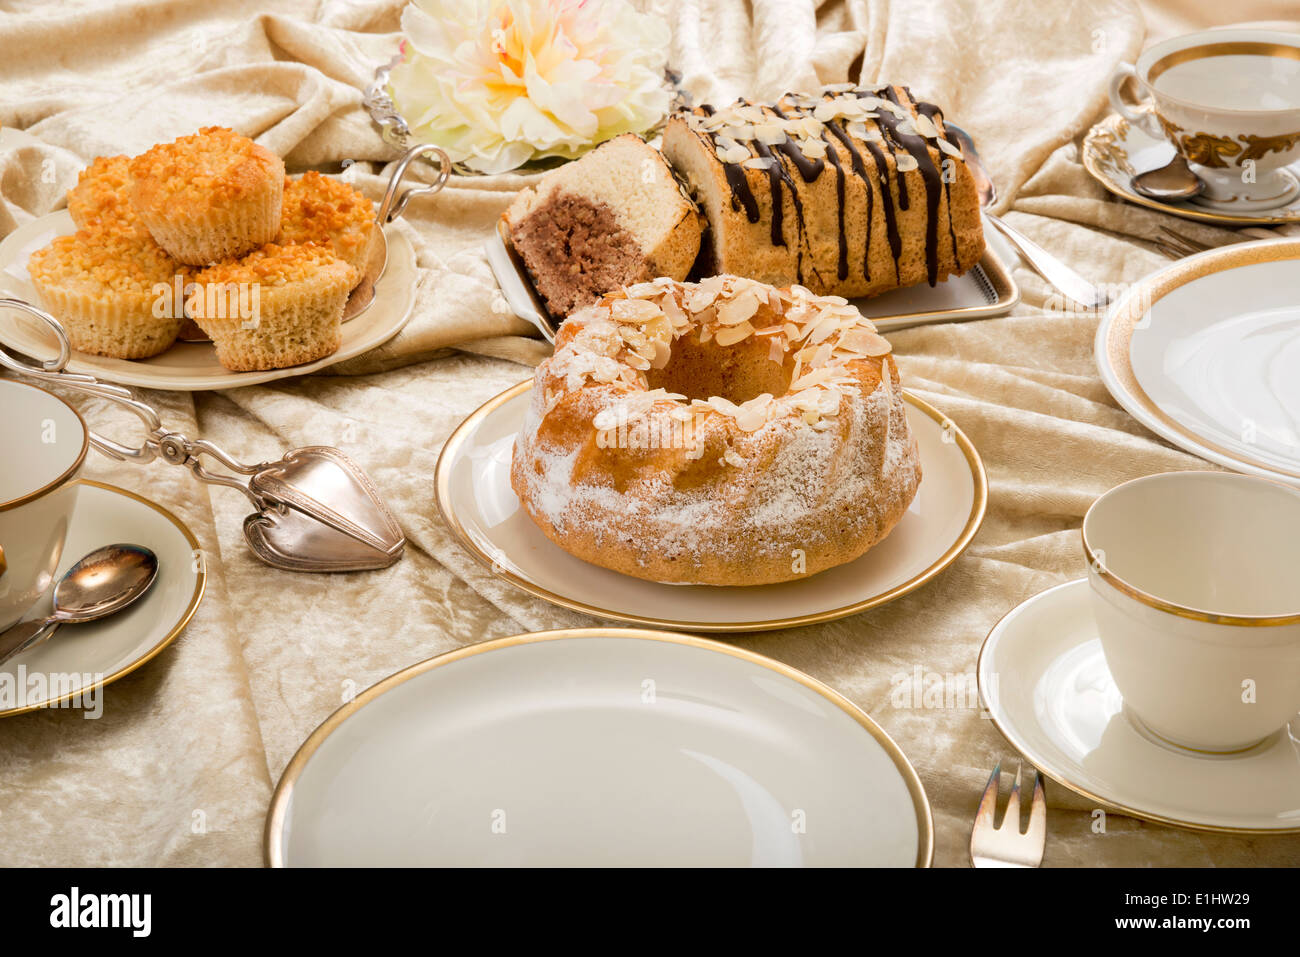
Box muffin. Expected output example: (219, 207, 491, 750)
(67, 155, 149, 236)
(187, 243, 356, 372)
(278, 171, 377, 280)
(129, 127, 284, 266)
(27, 230, 187, 359)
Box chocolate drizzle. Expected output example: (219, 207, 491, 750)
(693, 84, 958, 289)
(749, 136, 791, 249)
(876, 86, 943, 286)
(769, 105, 825, 183)
(822, 128, 849, 280)
(699, 104, 760, 224)
(823, 117, 884, 283)
(916, 101, 961, 273)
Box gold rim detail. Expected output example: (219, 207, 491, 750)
(1081, 470, 1300, 627)
(1100, 238, 1300, 482)
(0, 380, 89, 513)
(433, 379, 988, 632)
(976, 580, 1300, 835)
(0, 480, 207, 718)
(1082, 114, 1300, 225)
(265, 627, 936, 867)
(1147, 41, 1300, 88)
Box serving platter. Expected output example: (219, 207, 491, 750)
(489, 215, 1020, 342)
(266, 628, 933, 866)
(0, 210, 417, 392)
(436, 380, 986, 632)
(1096, 237, 1300, 485)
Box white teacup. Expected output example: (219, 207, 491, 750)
(1083, 471, 1300, 754)
(0, 380, 87, 632)
(1107, 29, 1300, 209)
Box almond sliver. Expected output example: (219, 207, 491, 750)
(714, 321, 755, 346)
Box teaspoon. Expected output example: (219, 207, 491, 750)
(1132, 153, 1205, 202)
(0, 544, 158, 666)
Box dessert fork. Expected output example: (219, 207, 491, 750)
(1152, 225, 1212, 259)
(969, 762, 1047, 868)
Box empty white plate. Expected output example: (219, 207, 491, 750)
(266, 628, 933, 866)
(978, 579, 1300, 833)
(0, 211, 417, 392)
(1097, 238, 1300, 485)
(435, 380, 986, 632)
(0, 480, 205, 717)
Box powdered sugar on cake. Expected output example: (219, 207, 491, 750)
(510, 275, 922, 585)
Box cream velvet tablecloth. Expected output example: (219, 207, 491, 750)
(2, 0, 1298, 868)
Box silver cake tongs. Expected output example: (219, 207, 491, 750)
(0, 299, 405, 572)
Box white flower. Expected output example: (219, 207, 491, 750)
(389, 0, 672, 174)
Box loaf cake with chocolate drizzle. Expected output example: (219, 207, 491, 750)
(662, 85, 985, 298)
(504, 134, 705, 317)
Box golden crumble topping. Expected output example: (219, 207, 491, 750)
(128, 127, 280, 214)
(193, 242, 356, 287)
(279, 171, 374, 256)
(67, 155, 143, 232)
(28, 229, 184, 293)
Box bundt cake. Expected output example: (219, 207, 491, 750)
(510, 274, 922, 585)
(503, 133, 704, 318)
(661, 84, 985, 298)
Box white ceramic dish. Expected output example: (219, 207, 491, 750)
(266, 628, 933, 866)
(435, 380, 986, 632)
(977, 578, 1300, 834)
(1082, 471, 1300, 754)
(1096, 237, 1300, 484)
(1083, 112, 1300, 225)
(1106, 29, 1300, 209)
(977, 579, 1294, 832)
(0, 480, 205, 717)
(0, 210, 417, 392)
(0, 379, 88, 632)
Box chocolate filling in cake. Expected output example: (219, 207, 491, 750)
(502, 133, 705, 320)
(510, 193, 649, 318)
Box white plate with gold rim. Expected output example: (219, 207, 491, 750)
(435, 380, 985, 632)
(1083, 112, 1300, 225)
(1096, 238, 1300, 484)
(978, 579, 1300, 833)
(0, 480, 205, 718)
(266, 628, 933, 866)
(0, 210, 417, 392)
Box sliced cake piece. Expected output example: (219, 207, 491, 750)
(503, 134, 704, 318)
(662, 85, 985, 299)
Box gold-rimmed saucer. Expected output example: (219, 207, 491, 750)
(1095, 237, 1300, 484)
(0, 480, 205, 717)
(1083, 112, 1300, 225)
(434, 379, 986, 633)
(977, 579, 1300, 834)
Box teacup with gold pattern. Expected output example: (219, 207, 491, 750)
(1108, 29, 1300, 210)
